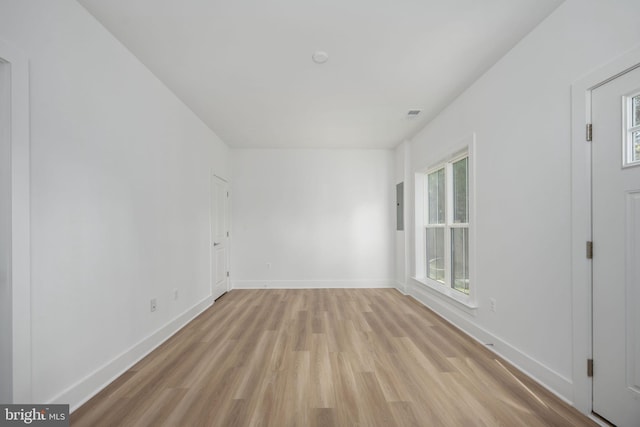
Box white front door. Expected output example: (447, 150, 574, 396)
(211, 176, 229, 301)
(592, 65, 640, 427)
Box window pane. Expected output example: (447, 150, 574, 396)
(634, 95, 640, 127)
(428, 168, 445, 224)
(452, 228, 469, 295)
(634, 131, 640, 162)
(426, 227, 445, 283)
(452, 157, 468, 223)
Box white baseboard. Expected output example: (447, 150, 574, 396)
(232, 279, 395, 289)
(406, 280, 574, 405)
(55, 295, 214, 412)
(394, 280, 408, 295)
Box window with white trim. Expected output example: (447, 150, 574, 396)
(425, 153, 469, 295)
(623, 91, 640, 167)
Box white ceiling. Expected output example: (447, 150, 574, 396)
(76, 0, 563, 149)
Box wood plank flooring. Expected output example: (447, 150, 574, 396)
(71, 289, 597, 426)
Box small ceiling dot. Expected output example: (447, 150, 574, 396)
(312, 51, 329, 64)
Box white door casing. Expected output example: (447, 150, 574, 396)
(211, 175, 229, 301)
(0, 51, 12, 405)
(0, 39, 31, 404)
(591, 65, 640, 427)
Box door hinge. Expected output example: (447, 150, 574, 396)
(587, 359, 593, 377)
(226, 271, 229, 277)
(227, 191, 229, 198)
(586, 241, 593, 259)
(226, 231, 229, 237)
(586, 123, 592, 141)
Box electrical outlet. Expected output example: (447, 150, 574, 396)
(173, 289, 178, 300)
(150, 298, 157, 312)
(489, 298, 497, 313)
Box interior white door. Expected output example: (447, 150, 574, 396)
(592, 65, 640, 427)
(211, 176, 229, 301)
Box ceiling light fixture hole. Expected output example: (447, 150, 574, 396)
(312, 51, 329, 64)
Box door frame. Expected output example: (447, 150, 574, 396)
(571, 44, 640, 416)
(211, 174, 230, 299)
(0, 38, 31, 403)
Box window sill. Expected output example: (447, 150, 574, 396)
(411, 276, 478, 314)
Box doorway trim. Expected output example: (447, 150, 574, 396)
(570, 43, 640, 416)
(0, 37, 31, 403)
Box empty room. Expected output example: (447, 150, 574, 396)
(1, 0, 640, 426)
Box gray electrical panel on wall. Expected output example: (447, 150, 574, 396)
(396, 182, 404, 231)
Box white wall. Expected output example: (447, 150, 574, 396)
(0, 0, 230, 408)
(232, 149, 394, 288)
(399, 0, 640, 406)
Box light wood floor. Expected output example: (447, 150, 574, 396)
(71, 289, 596, 426)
